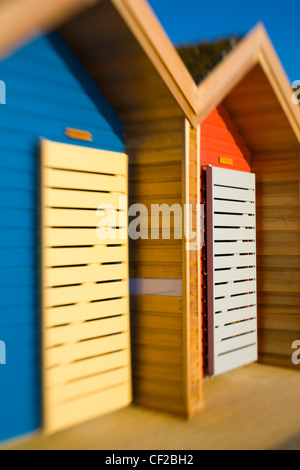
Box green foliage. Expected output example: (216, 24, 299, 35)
(292, 86, 300, 105)
(177, 37, 300, 108)
(177, 36, 242, 84)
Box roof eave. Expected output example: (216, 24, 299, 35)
(197, 23, 300, 144)
(111, 0, 199, 127)
(0, 0, 101, 60)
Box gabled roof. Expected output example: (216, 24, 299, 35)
(0, 0, 299, 148)
(59, 0, 199, 126)
(0, 0, 199, 126)
(197, 24, 300, 151)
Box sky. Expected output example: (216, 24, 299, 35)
(149, 0, 298, 84)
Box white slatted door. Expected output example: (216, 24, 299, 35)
(207, 166, 258, 376)
(41, 140, 132, 433)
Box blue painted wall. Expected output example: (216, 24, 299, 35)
(0, 33, 125, 443)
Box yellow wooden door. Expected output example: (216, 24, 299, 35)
(41, 140, 131, 434)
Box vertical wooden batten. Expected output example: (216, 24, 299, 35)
(182, 119, 191, 417)
(182, 120, 204, 417)
(196, 124, 203, 409)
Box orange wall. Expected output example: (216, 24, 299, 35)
(201, 104, 251, 170)
(200, 104, 251, 375)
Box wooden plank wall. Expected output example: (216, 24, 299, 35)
(128, 117, 203, 416)
(223, 67, 300, 370)
(128, 117, 186, 415)
(254, 151, 300, 368)
(127, 118, 203, 417)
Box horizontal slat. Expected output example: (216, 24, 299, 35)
(215, 332, 257, 355)
(214, 306, 257, 327)
(44, 188, 125, 210)
(44, 264, 127, 287)
(257, 218, 299, 232)
(46, 383, 131, 434)
(130, 261, 182, 279)
(43, 140, 127, 176)
(214, 344, 258, 375)
(131, 180, 181, 198)
(45, 350, 130, 387)
(131, 311, 182, 331)
(214, 293, 257, 312)
(214, 200, 255, 214)
(214, 280, 256, 298)
(45, 315, 129, 347)
(45, 366, 130, 406)
(44, 245, 127, 266)
(45, 333, 130, 368)
(44, 168, 126, 193)
(44, 208, 125, 228)
(214, 214, 255, 228)
(215, 319, 257, 342)
(214, 185, 255, 202)
(44, 298, 128, 328)
(131, 326, 182, 348)
(214, 241, 256, 255)
(44, 228, 127, 247)
(214, 228, 255, 241)
(45, 280, 128, 307)
(130, 295, 182, 314)
(214, 267, 256, 284)
(214, 254, 256, 269)
(212, 166, 255, 190)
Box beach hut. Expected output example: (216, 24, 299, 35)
(197, 25, 300, 377)
(0, 0, 299, 446)
(0, 0, 200, 441)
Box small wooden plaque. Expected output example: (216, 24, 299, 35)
(219, 157, 233, 166)
(65, 128, 93, 142)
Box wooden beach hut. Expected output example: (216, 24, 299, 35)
(0, 0, 200, 441)
(197, 25, 300, 377)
